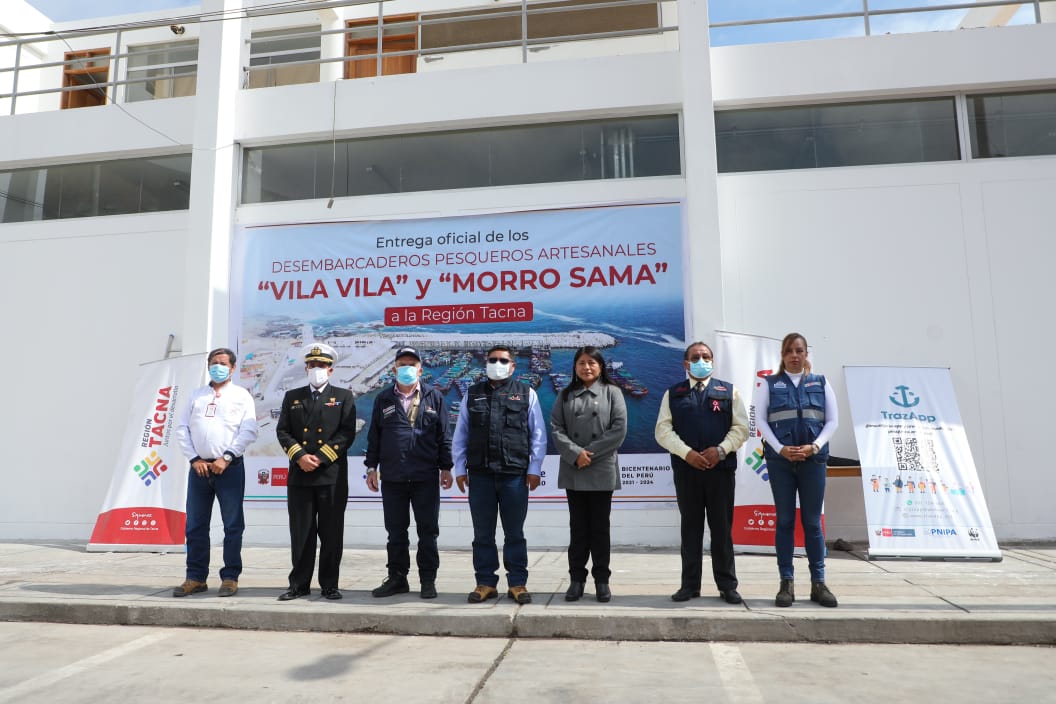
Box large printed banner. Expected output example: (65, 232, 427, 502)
(715, 331, 816, 553)
(231, 203, 687, 507)
(844, 366, 1000, 559)
(88, 354, 205, 552)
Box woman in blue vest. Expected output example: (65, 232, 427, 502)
(550, 346, 627, 602)
(757, 332, 839, 608)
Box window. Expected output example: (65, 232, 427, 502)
(62, 49, 110, 109)
(0, 155, 191, 223)
(420, 0, 660, 50)
(247, 27, 321, 89)
(715, 98, 960, 172)
(126, 40, 198, 102)
(968, 90, 1056, 158)
(242, 115, 680, 203)
(345, 14, 418, 79)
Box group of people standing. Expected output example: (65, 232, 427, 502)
(173, 331, 838, 609)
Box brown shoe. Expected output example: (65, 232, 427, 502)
(467, 585, 498, 603)
(172, 579, 207, 597)
(218, 579, 238, 597)
(507, 585, 532, 604)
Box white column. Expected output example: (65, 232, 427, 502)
(677, 0, 724, 343)
(181, 0, 247, 354)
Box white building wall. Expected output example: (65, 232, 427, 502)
(0, 2, 1053, 546)
(0, 213, 188, 538)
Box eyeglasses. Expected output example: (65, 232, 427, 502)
(687, 354, 712, 362)
(487, 357, 512, 364)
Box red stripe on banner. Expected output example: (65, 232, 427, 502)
(89, 506, 185, 547)
(732, 504, 824, 548)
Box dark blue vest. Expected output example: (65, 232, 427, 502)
(763, 372, 828, 461)
(667, 378, 737, 472)
(464, 378, 532, 476)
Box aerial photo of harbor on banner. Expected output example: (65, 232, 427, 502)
(231, 202, 686, 506)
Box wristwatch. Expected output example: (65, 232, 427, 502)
(811, 443, 820, 455)
(222, 452, 235, 463)
(716, 446, 727, 461)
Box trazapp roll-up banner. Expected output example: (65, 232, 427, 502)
(88, 354, 206, 552)
(231, 203, 686, 508)
(715, 331, 815, 553)
(844, 366, 1000, 559)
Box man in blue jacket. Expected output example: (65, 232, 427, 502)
(365, 347, 453, 599)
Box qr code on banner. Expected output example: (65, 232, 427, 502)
(892, 436, 923, 472)
(892, 436, 938, 472)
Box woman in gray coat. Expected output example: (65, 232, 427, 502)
(550, 346, 627, 602)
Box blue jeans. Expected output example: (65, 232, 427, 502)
(467, 473, 529, 588)
(184, 459, 245, 582)
(767, 454, 826, 582)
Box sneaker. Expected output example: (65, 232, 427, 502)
(507, 585, 532, 604)
(371, 575, 410, 598)
(810, 581, 838, 608)
(172, 579, 207, 597)
(467, 585, 498, 603)
(218, 579, 238, 597)
(775, 579, 795, 608)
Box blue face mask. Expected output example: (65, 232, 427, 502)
(208, 364, 231, 383)
(396, 365, 419, 386)
(689, 359, 713, 379)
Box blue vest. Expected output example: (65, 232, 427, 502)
(763, 372, 829, 461)
(667, 378, 737, 472)
(464, 379, 532, 476)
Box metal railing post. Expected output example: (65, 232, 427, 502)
(521, 0, 528, 63)
(1034, 0, 1042, 23)
(11, 42, 21, 115)
(375, 1, 384, 76)
(863, 0, 872, 36)
(113, 29, 124, 103)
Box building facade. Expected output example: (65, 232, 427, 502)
(1, 0, 1053, 545)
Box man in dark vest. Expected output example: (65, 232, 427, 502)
(452, 345, 546, 605)
(655, 341, 749, 604)
(275, 343, 357, 601)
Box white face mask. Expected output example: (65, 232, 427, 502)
(486, 361, 512, 381)
(307, 367, 330, 388)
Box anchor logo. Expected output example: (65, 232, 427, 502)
(889, 385, 920, 408)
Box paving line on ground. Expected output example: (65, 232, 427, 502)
(0, 632, 171, 702)
(709, 643, 764, 704)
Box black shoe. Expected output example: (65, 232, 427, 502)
(564, 581, 585, 601)
(719, 589, 743, 604)
(371, 575, 410, 598)
(776, 579, 795, 607)
(321, 587, 343, 600)
(595, 583, 611, 603)
(810, 581, 838, 608)
(420, 582, 438, 599)
(671, 587, 701, 602)
(278, 587, 310, 601)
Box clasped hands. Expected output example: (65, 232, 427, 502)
(686, 447, 721, 470)
(780, 444, 817, 462)
(192, 458, 228, 477)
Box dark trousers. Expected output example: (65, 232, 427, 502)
(286, 480, 348, 590)
(566, 489, 613, 583)
(381, 479, 440, 582)
(672, 464, 737, 592)
(184, 459, 245, 582)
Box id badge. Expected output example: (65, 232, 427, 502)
(205, 403, 217, 418)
